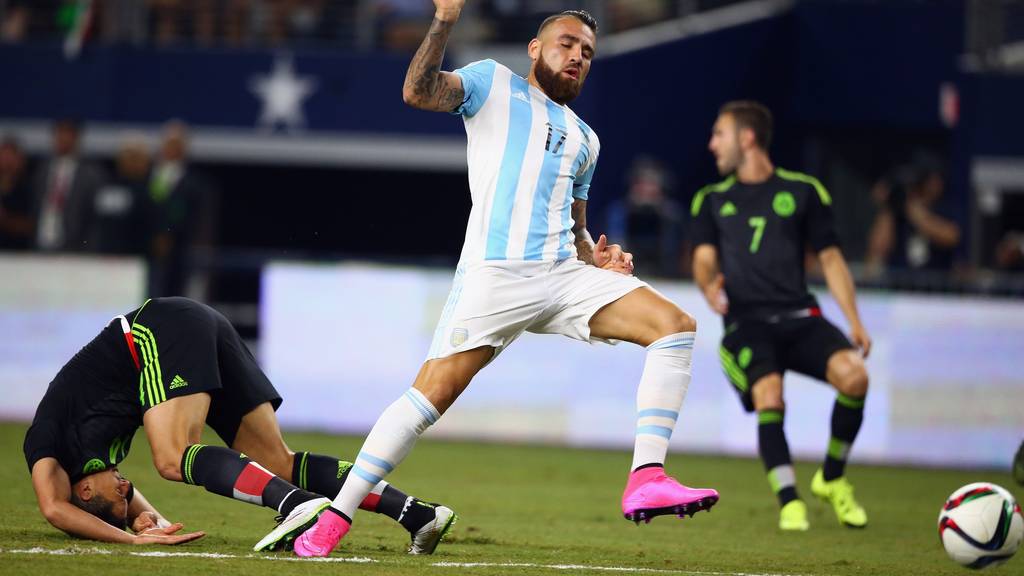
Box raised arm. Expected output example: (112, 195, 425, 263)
(401, 0, 467, 112)
(818, 246, 871, 357)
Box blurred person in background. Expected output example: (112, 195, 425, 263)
(0, 136, 34, 250)
(865, 154, 960, 276)
(148, 120, 215, 297)
(0, 0, 31, 42)
(292, 2, 718, 558)
(691, 101, 870, 532)
(605, 156, 683, 278)
(995, 232, 1024, 270)
(373, 0, 434, 51)
(31, 119, 107, 252)
(90, 133, 155, 256)
(606, 0, 671, 31)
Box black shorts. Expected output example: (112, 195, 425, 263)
(718, 315, 853, 412)
(130, 297, 282, 445)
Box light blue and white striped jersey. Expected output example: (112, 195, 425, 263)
(451, 59, 600, 263)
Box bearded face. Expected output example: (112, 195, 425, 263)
(534, 50, 584, 105)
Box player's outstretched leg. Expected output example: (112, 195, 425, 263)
(292, 388, 442, 557)
(293, 347, 489, 557)
(620, 332, 719, 523)
(291, 452, 456, 554)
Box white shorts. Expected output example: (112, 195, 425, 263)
(426, 258, 649, 362)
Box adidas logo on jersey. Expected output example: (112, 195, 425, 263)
(169, 375, 189, 390)
(512, 90, 530, 103)
(719, 201, 738, 217)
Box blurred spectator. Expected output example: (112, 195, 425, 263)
(605, 157, 682, 277)
(261, 0, 327, 46)
(995, 233, 1024, 271)
(90, 133, 155, 255)
(865, 155, 961, 275)
(30, 119, 107, 252)
(606, 0, 671, 31)
(0, 1, 31, 42)
(372, 0, 433, 51)
(148, 120, 216, 297)
(0, 136, 34, 249)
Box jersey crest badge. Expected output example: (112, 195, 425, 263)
(451, 328, 469, 348)
(83, 458, 106, 474)
(773, 191, 796, 217)
(719, 201, 738, 217)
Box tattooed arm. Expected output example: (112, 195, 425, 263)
(572, 199, 597, 265)
(401, 1, 467, 112)
(573, 199, 634, 273)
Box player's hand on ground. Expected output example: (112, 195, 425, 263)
(133, 523, 205, 545)
(849, 323, 872, 358)
(703, 274, 729, 315)
(433, 0, 465, 20)
(594, 234, 635, 275)
(132, 511, 172, 533)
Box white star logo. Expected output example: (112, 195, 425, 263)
(249, 54, 318, 132)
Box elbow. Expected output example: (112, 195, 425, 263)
(41, 504, 64, 528)
(402, 88, 424, 109)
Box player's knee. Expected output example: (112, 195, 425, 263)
(838, 363, 869, 397)
(751, 375, 784, 409)
(830, 353, 869, 397)
(657, 309, 696, 337)
(153, 455, 183, 482)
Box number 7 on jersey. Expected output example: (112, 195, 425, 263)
(748, 216, 766, 253)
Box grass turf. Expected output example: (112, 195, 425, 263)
(0, 421, 1020, 575)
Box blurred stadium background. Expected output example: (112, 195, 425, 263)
(1, 0, 1023, 520)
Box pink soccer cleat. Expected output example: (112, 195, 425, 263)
(293, 508, 350, 557)
(621, 466, 719, 524)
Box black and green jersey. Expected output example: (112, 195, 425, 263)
(689, 168, 840, 320)
(23, 297, 283, 483)
(23, 313, 141, 483)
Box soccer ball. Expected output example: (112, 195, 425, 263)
(938, 482, 1023, 569)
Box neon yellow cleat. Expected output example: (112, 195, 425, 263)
(811, 469, 867, 528)
(779, 499, 809, 531)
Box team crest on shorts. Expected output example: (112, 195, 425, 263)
(450, 328, 469, 347)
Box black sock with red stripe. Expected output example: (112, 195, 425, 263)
(181, 444, 317, 516)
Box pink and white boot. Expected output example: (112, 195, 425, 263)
(293, 508, 350, 557)
(622, 466, 719, 524)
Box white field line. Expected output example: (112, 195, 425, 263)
(432, 562, 803, 576)
(0, 547, 809, 576)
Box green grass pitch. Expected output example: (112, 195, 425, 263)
(0, 421, 1019, 575)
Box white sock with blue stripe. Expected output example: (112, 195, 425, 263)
(331, 388, 440, 518)
(631, 331, 695, 471)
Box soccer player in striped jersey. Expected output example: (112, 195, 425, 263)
(25, 297, 453, 553)
(691, 101, 871, 531)
(291, 0, 718, 557)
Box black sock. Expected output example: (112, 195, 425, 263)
(292, 451, 351, 494)
(181, 444, 317, 516)
(379, 485, 437, 533)
(632, 462, 664, 473)
(758, 409, 798, 507)
(824, 393, 865, 481)
(292, 451, 435, 532)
